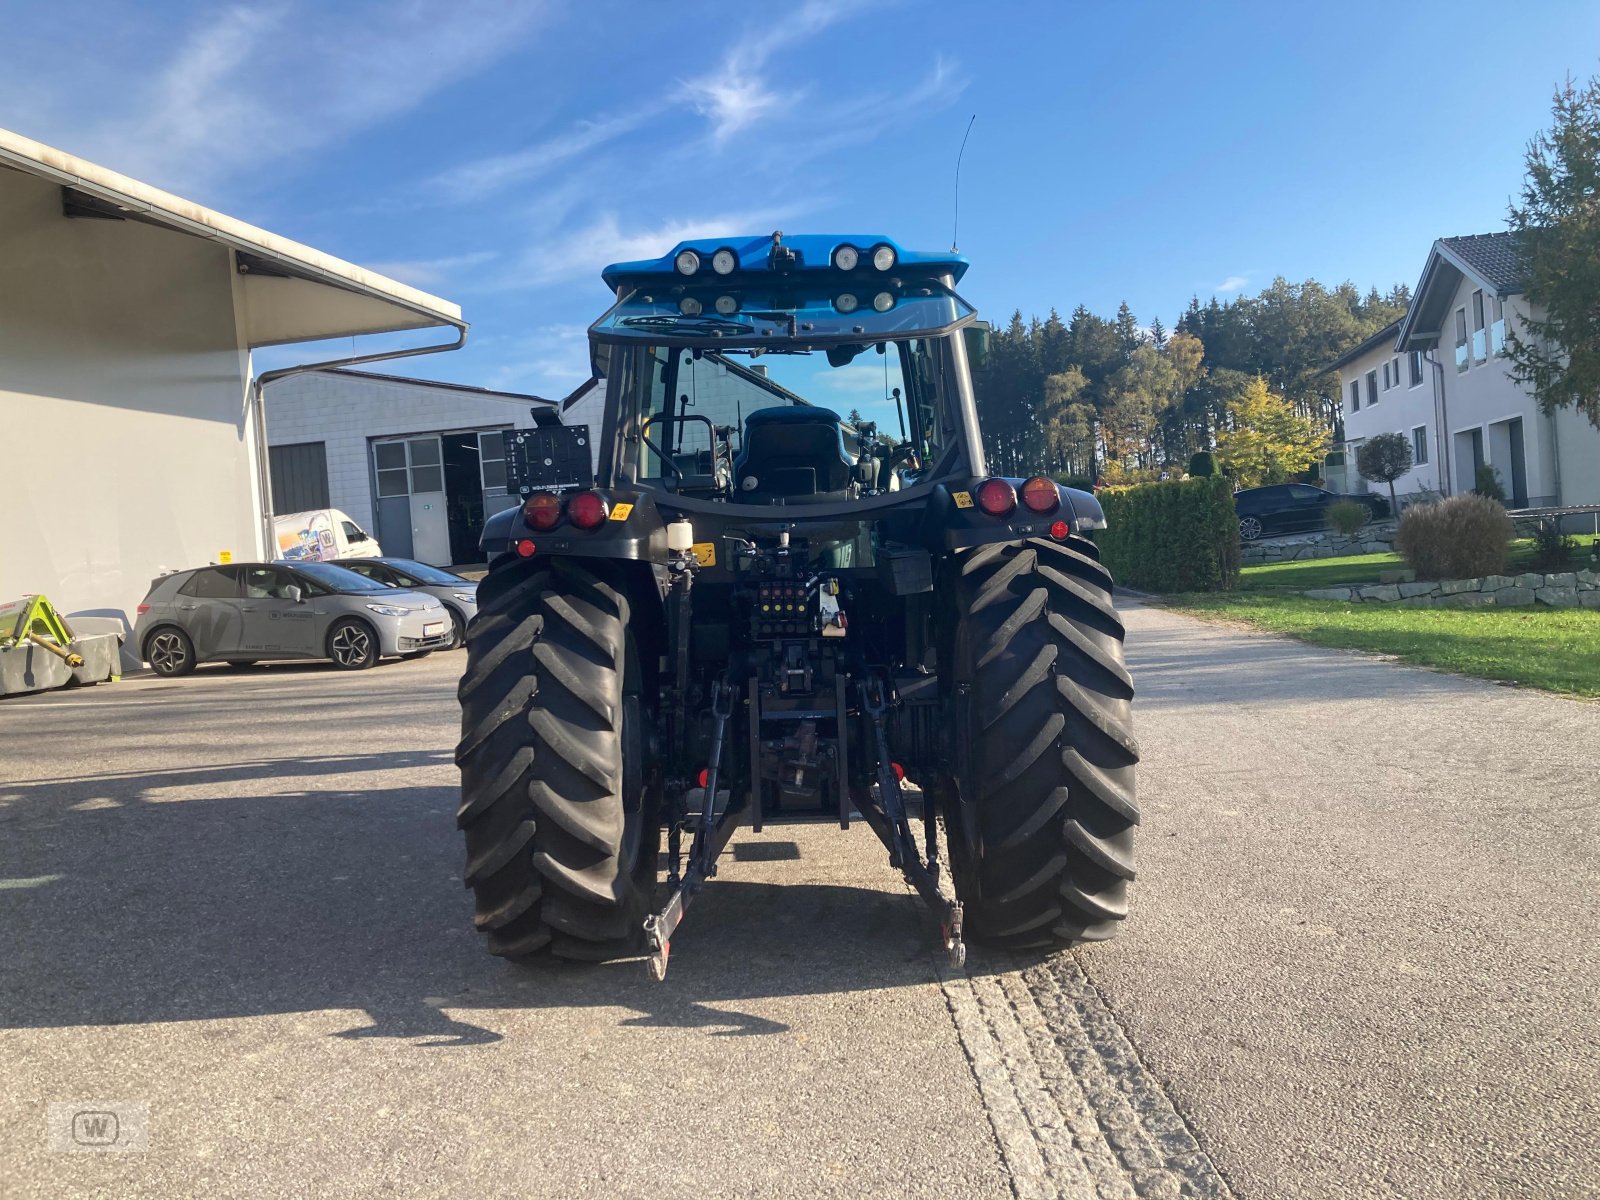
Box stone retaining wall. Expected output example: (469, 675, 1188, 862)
(1304, 569, 1600, 608)
(1243, 523, 1396, 565)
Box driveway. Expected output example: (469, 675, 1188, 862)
(1, 603, 1595, 1198)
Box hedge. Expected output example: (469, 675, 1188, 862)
(1095, 476, 1240, 592)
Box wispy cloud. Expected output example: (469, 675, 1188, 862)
(425, 109, 654, 204)
(480, 324, 593, 392)
(364, 250, 498, 289)
(678, 0, 854, 143)
(58, 1, 548, 195)
(1216, 274, 1249, 294)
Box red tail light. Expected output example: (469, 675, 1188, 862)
(975, 478, 1017, 517)
(515, 539, 537, 558)
(1049, 520, 1069, 540)
(891, 761, 906, 781)
(567, 490, 609, 530)
(697, 767, 710, 787)
(136, 603, 151, 615)
(523, 492, 562, 531)
(1021, 476, 1059, 513)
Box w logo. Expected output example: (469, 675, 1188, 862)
(72, 1112, 119, 1146)
(48, 1102, 146, 1152)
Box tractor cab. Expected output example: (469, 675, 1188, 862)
(587, 232, 983, 511)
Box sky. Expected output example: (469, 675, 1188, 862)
(2, 0, 1596, 397)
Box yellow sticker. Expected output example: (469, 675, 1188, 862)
(219, 550, 233, 563)
(609, 502, 634, 521)
(952, 491, 973, 509)
(690, 542, 717, 567)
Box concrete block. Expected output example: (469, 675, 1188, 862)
(1398, 581, 1438, 598)
(1536, 586, 1580, 608)
(1439, 577, 1481, 595)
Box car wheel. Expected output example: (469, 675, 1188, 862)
(146, 628, 197, 677)
(446, 607, 466, 651)
(1239, 515, 1263, 541)
(327, 619, 379, 670)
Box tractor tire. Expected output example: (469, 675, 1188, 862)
(455, 557, 656, 962)
(944, 536, 1139, 949)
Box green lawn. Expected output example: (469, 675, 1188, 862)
(1241, 535, 1600, 593)
(1240, 553, 1405, 591)
(1163, 593, 1600, 698)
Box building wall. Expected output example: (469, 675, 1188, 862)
(263, 371, 548, 533)
(1550, 383, 1600, 506)
(0, 169, 260, 658)
(1337, 339, 1441, 499)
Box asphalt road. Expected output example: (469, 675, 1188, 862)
(2, 602, 1596, 1198)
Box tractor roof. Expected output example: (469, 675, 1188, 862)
(601, 233, 969, 289)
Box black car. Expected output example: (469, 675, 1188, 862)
(1233, 484, 1389, 541)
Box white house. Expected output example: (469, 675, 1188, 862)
(0, 127, 465, 666)
(1333, 232, 1600, 509)
(265, 372, 606, 566)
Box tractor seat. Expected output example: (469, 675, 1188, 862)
(733, 406, 855, 503)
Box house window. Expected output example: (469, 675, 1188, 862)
(1366, 370, 1378, 406)
(1392, 357, 1400, 389)
(1491, 295, 1507, 355)
(1382, 362, 1390, 389)
(1471, 290, 1487, 363)
(1412, 425, 1428, 465)
(1455, 308, 1469, 372)
(1349, 380, 1360, 412)
(1409, 351, 1424, 387)
(477, 431, 508, 491)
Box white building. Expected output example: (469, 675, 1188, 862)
(0, 127, 464, 666)
(1333, 232, 1600, 508)
(265, 373, 606, 565)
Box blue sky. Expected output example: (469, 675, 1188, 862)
(3, 0, 1595, 395)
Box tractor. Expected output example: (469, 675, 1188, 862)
(456, 233, 1138, 978)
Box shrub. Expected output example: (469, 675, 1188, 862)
(1473, 464, 1506, 502)
(1394, 494, 1512, 580)
(1529, 518, 1578, 571)
(1327, 500, 1371, 536)
(1187, 451, 1216, 477)
(1096, 475, 1240, 592)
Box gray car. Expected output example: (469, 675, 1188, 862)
(329, 557, 477, 650)
(134, 561, 452, 676)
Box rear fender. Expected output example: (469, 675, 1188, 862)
(926, 480, 1105, 552)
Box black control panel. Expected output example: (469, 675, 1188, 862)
(504, 425, 592, 492)
(752, 582, 812, 640)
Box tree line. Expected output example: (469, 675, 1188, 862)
(970, 279, 1409, 487)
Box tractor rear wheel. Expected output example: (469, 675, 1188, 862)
(943, 537, 1139, 949)
(455, 557, 656, 961)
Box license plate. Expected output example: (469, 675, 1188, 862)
(423, 621, 445, 637)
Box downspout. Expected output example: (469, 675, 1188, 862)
(1429, 350, 1451, 496)
(251, 321, 469, 558)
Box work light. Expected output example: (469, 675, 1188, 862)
(675, 249, 701, 275)
(833, 245, 860, 271)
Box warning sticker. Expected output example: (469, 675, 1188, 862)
(951, 491, 974, 509)
(690, 542, 717, 567)
(609, 502, 634, 521)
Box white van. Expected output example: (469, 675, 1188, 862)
(273, 509, 382, 563)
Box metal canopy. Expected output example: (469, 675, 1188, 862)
(2, 126, 462, 348)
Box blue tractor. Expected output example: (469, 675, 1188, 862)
(456, 233, 1138, 977)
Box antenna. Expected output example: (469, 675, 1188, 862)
(951, 114, 976, 253)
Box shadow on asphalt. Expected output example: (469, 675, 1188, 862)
(0, 750, 941, 1048)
